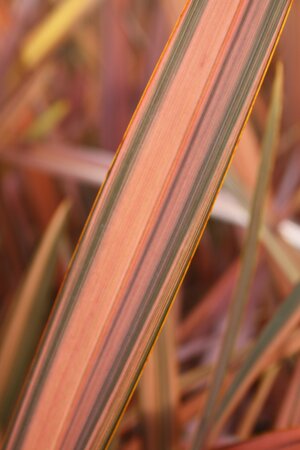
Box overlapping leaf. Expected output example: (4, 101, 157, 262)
(3, 1, 293, 449)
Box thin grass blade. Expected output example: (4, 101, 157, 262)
(21, 0, 101, 68)
(191, 62, 284, 450)
(211, 282, 300, 441)
(138, 311, 179, 449)
(212, 427, 300, 450)
(0, 144, 113, 186)
(237, 364, 279, 438)
(0, 201, 70, 430)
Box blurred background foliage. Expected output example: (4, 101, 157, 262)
(0, 1, 300, 449)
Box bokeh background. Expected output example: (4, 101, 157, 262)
(0, 1, 299, 448)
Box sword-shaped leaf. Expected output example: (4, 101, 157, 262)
(3, 1, 293, 449)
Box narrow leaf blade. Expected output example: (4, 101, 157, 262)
(0, 201, 70, 429)
(4, 1, 293, 449)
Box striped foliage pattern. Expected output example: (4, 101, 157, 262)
(4, 1, 292, 449)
